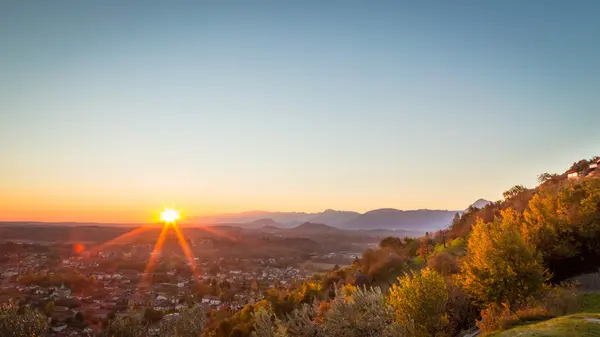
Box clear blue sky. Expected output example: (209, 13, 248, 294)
(1, 1, 599, 222)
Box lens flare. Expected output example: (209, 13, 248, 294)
(160, 207, 180, 224)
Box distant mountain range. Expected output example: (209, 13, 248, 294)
(188, 201, 490, 231)
(341, 209, 458, 231)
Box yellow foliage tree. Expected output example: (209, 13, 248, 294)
(460, 209, 547, 308)
(388, 268, 449, 337)
(522, 178, 600, 269)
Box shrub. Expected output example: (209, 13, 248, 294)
(323, 287, 400, 337)
(284, 304, 324, 337)
(251, 305, 287, 337)
(388, 268, 449, 337)
(427, 252, 460, 276)
(476, 284, 582, 335)
(0, 301, 48, 337)
(158, 305, 205, 337)
(445, 277, 478, 335)
(101, 311, 147, 337)
(476, 303, 517, 334)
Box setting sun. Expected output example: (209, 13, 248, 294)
(160, 207, 180, 224)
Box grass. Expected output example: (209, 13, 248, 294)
(488, 293, 600, 337)
(490, 313, 600, 337)
(582, 293, 600, 312)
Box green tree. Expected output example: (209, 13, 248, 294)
(460, 209, 547, 308)
(0, 301, 48, 337)
(388, 268, 449, 337)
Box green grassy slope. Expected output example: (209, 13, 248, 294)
(491, 314, 600, 337)
(490, 294, 600, 337)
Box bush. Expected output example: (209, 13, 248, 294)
(445, 277, 478, 335)
(427, 252, 459, 276)
(476, 303, 517, 334)
(323, 287, 400, 337)
(476, 284, 582, 335)
(388, 268, 449, 337)
(251, 305, 287, 337)
(158, 305, 205, 337)
(284, 304, 324, 337)
(0, 301, 48, 337)
(101, 311, 147, 337)
(143, 308, 163, 322)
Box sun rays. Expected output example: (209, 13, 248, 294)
(139, 224, 170, 289)
(78, 207, 223, 294)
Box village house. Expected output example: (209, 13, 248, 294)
(201, 295, 221, 306)
(567, 158, 600, 180)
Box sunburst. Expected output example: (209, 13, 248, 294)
(81, 207, 235, 295)
(160, 207, 180, 224)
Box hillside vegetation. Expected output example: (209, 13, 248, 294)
(3, 157, 600, 337)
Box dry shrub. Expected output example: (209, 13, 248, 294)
(537, 284, 581, 316)
(476, 303, 517, 334)
(513, 283, 580, 322)
(427, 252, 460, 276)
(445, 277, 478, 335)
(476, 284, 581, 334)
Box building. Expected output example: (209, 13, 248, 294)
(201, 295, 221, 306)
(568, 158, 600, 179)
(587, 158, 600, 176)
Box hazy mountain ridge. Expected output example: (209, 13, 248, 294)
(189, 203, 484, 231)
(289, 222, 342, 234)
(341, 208, 457, 231)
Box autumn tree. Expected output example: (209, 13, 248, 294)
(538, 172, 560, 184)
(388, 268, 449, 337)
(502, 185, 529, 200)
(460, 209, 547, 308)
(379, 237, 404, 252)
(522, 178, 600, 280)
(427, 252, 459, 276)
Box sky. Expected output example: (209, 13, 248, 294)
(1, 1, 599, 223)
